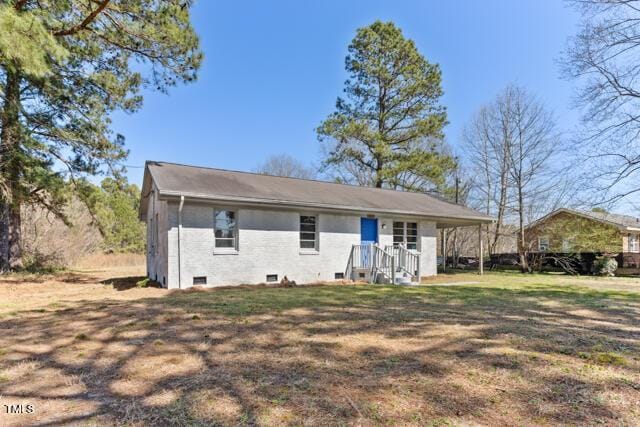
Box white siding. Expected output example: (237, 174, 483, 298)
(162, 201, 438, 289)
(145, 188, 169, 286)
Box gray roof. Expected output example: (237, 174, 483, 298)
(526, 208, 640, 231)
(140, 161, 493, 226)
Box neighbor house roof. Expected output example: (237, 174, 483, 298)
(525, 208, 640, 232)
(139, 161, 494, 227)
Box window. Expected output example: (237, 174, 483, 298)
(393, 221, 418, 250)
(214, 210, 237, 249)
(630, 234, 639, 253)
(266, 274, 278, 282)
(334, 272, 344, 280)
(562, 238, 573, 253)
(538, 236, 550, 252)
(300, 215, 317, 250)
(193, 276, 207, 285)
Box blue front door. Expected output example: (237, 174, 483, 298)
(360, 218, 378, 267)
(360, 218, 378, 244)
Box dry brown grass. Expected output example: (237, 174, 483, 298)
(73, 252, 146, 270)
(0, 269, 639, 425)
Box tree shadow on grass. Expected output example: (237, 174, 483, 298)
(99, 276, 160, 291)
(0, 283, 639, 425)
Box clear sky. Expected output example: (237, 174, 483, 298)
(114, 0, 581, 187)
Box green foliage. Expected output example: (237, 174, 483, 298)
(578, 350, 625, 366)
(534, 215, 621, 253)
(0, 5, 68, 77)
(136, 278, 150, 288)
(594, 256, 618, 277)
(317, 21, 454, 191)
(0, 1, 202, 266)
(80, 177, 145, 253)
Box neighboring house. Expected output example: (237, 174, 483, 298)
(524, 208, 640, 266)
(139, 161, 492, 288)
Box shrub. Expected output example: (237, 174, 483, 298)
(136, 278, 151, 288)
(594, 256, 618, 277)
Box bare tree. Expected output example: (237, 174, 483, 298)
(462, 92, 514, 256)
(505, 87, 560, 271)
(563, 0, 640, 204)
(254, 154, 317, 180)
(463, 85, 565, 272)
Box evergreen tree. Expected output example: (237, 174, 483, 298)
(0, 1, 202, 270)
(81, 177, 146, 254)
(317, 21, 454, 191)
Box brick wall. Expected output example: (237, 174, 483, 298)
(161, 202, 437, 288)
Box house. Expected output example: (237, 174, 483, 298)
(524, 208, 640, 267)
(139, 161, 493, 288)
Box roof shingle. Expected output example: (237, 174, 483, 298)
(140, 161, 493, 225)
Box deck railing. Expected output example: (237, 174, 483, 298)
(347, 244, 396, 283)
(385, 244, 421, 281)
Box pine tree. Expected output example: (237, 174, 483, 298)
(0, 1, 202, 270)
(317, 21, 454, 191)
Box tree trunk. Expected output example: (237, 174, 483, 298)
(0, 203, 22, 271)
(0, 69, 23, 271)
(517, 185, 529, 273)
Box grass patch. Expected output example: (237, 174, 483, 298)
(1, 269, 640, 425)
(579, 351, 627, 366)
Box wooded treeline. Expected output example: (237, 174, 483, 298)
(20, 177, 145, 270)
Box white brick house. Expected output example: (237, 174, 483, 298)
(140, 161, 492, 289)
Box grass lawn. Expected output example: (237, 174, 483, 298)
(0, 268, 639, 425)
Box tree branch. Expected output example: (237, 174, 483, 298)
(54, 0, 110, 37)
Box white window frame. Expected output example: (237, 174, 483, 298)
(538, 236, 550, 252)
(213, 209, 238, 254)
(393, 221, 419, 251)
(629, 234, 639, 253)
(299, 214, 319, 253)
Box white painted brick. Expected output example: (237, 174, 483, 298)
(156, 202, 438, 289)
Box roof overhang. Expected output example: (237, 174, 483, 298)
(156, 190, 494, 227)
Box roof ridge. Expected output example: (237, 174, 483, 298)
(146, 160, 476, 211)
(575, 208, 640, 222)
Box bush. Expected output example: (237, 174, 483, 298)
(136, 278, 151, 288)
(594, 256, 618, 276)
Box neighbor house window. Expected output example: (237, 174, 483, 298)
(214, 210, 237, 249)
(393, 221, 418, 250)
(538, 236, 550, 252)
(630, 234, 639, 253)
(300, 215, 317, 250)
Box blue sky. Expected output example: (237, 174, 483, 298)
(114, 0, 580, 187)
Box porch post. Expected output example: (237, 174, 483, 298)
(391, 256, 396, 285)
(442, 228, 447, 273)
(478, 224, 484, 275)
